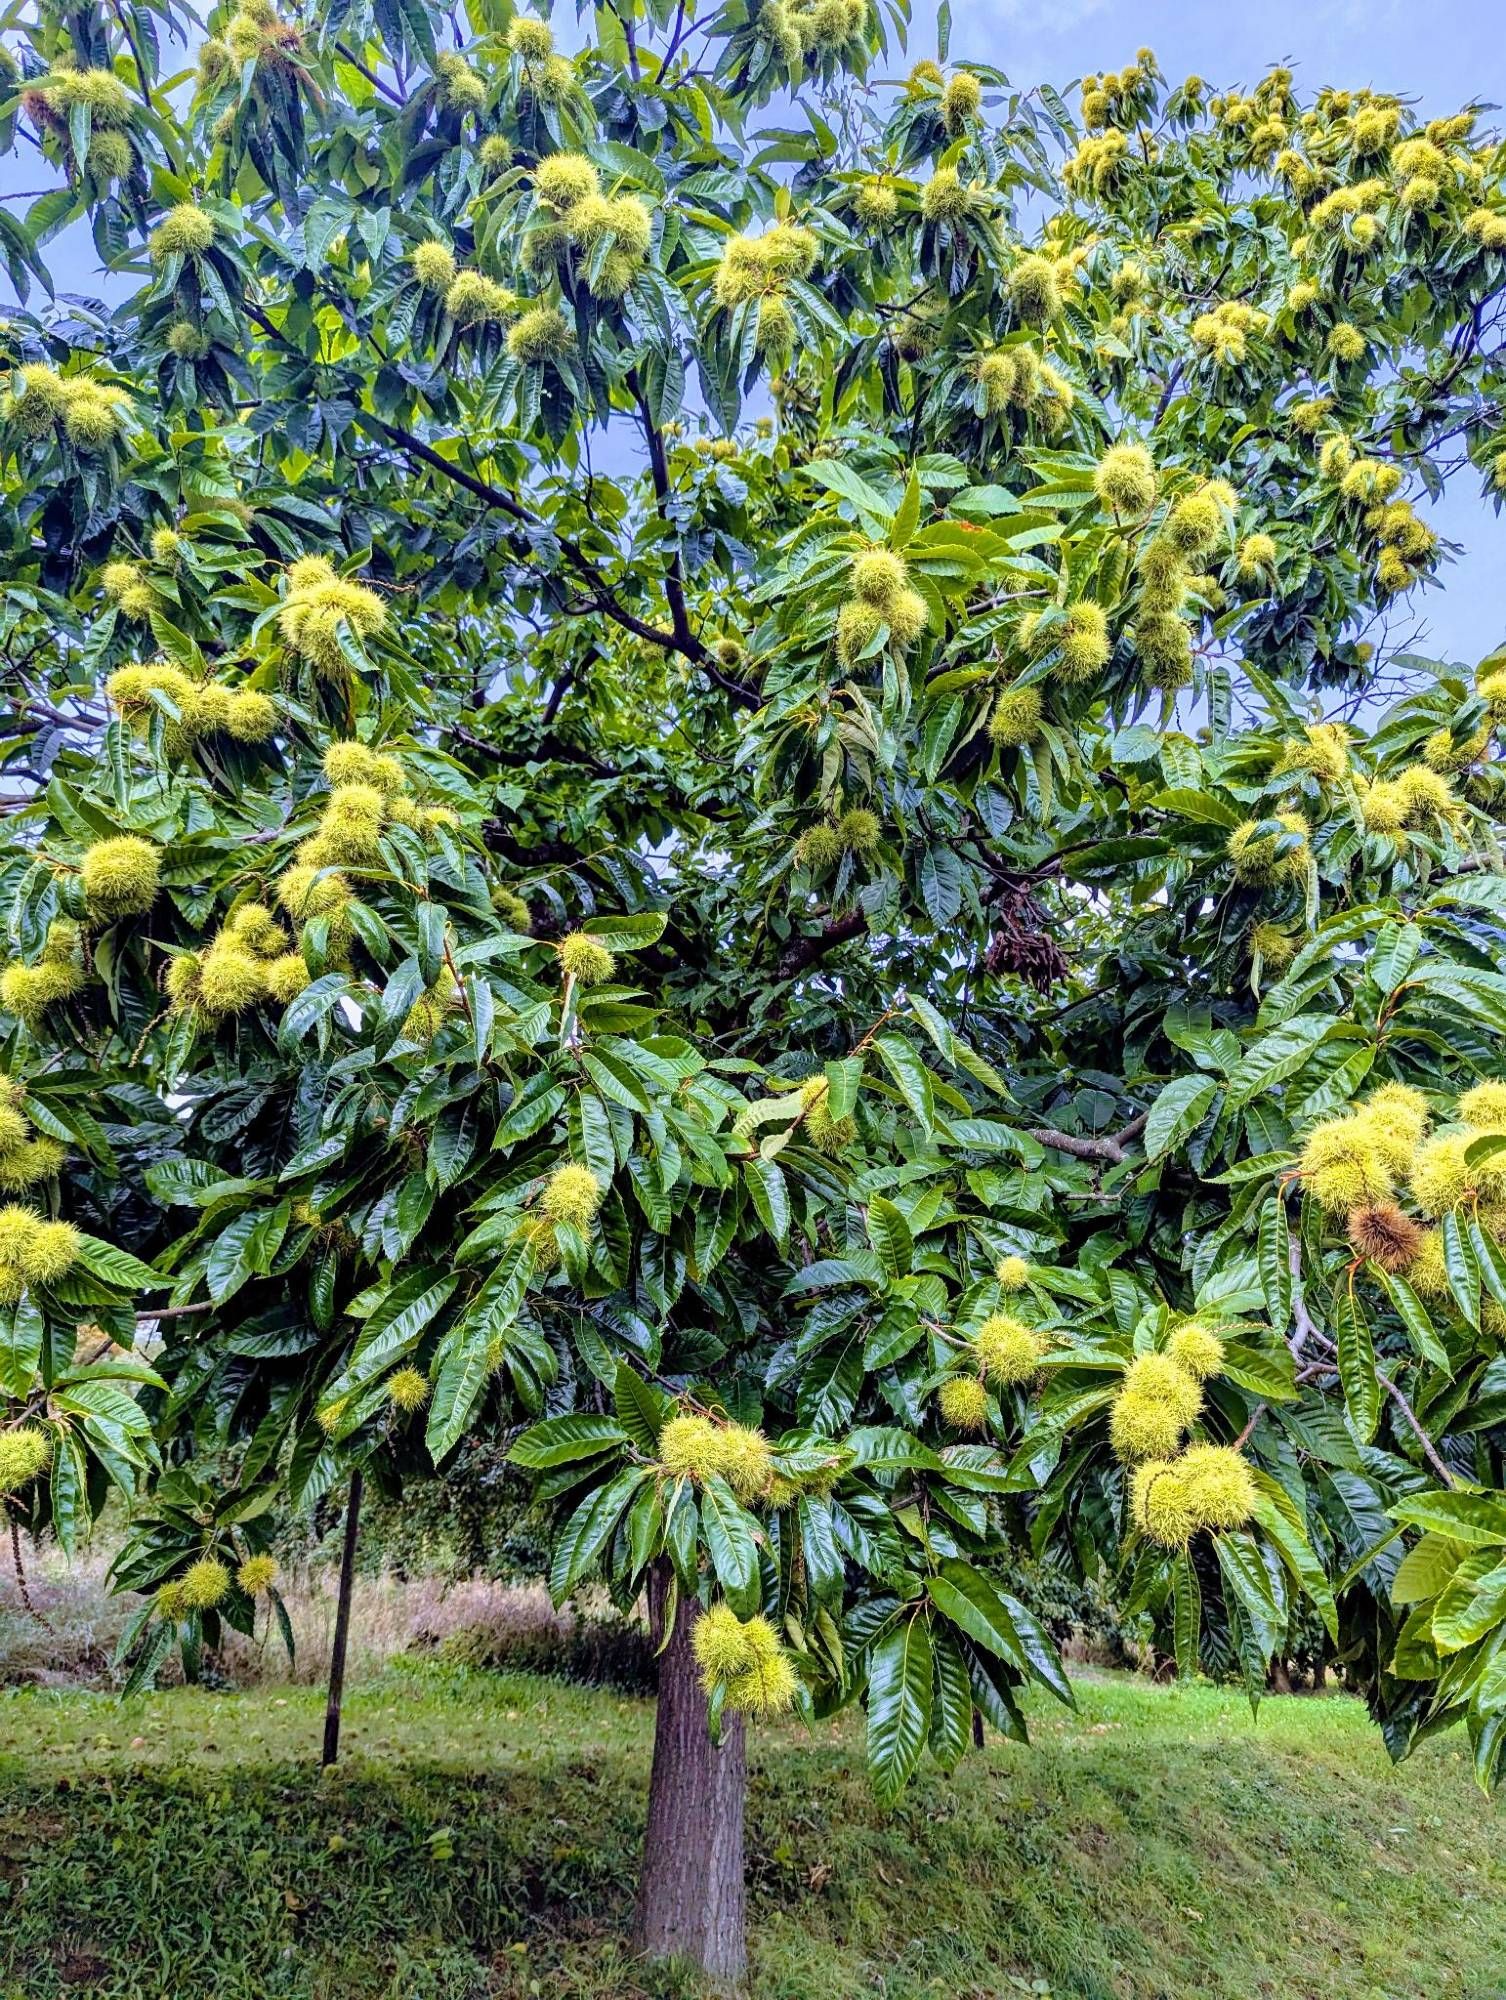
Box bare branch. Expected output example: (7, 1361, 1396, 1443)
(1026, 1111, 1148, 1165)
(776, 909, 870, 978)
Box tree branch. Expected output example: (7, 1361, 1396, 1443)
(480, 822, 582, 866)
(1025, 1111, 1148, 1165)
(358, 414, 761, 709)
(1288, 1235, 1456, 1485)
(9, 1517, 53, 1632)
(1376, 1363, 1458, 1488)
(776, 909, 871, 978)
(626, 367, 695, 653)
(335, 40, 406, 105)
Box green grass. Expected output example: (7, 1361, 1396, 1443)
(2, 1665, 1503, 2000)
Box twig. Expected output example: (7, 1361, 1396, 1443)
(1376, 1363, 1458, 1487)
(1233, 1405, 1265, 1449)
(1288, 1233, 1318, 1360)
(335, 40, 405, 106)
(9, 1516, 54, 1633)
(1289, 1234, 1455, 1485)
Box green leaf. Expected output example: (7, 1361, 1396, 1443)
(918, 846, 963, 927)
(509, 1414, 629, 1468)
(1392, 1532, 1465, 1605)
(872, 1034, 935, 1134)
(278, 971, 350, 1050)
(0, 1296, 43, 1399)
(580, 912, 667, 951)
(1148, 787, 1241, 828)
(1471, 1221, 1506, 1315)
(1249, 1477, 1338, 1642)
(928, 1626, 973, 1772)
(205, 1212, 262, 1305)
(798, 1495, 845, 1609)
(1369, 921, 1421, 994)
(742, 1155, 789, 1249)
(866, 1196, 913, 1277)
(1432, 1553, 1506, 1654)
(1390, 1491, 1506, 1547)
(614, 1363, 668, 1456)
(1442, 1210, 1481, 1328)
(374, 956, 426, 1056)
(71, 1235, 162, 1293)
(424, 1324, 492, 1464)
(925, 1558, 1073, 1705)
(892, 469, 922, 548)
(1256, 1195, 1292, 1339)
(1214, 1532, 1283, 1670)
(549, 1466, 651, 1603)
(824, 1056, 865, 1119)
(1171, 1550, 1201, 1677)
(700, 1474, 761, 1617)
(866, 1615, 934, 1806)
(1226, 1015, 1338, 1107)
(1144, 1075, 1218, 1161)
(1218, 1341, 1298, 1402)
(1333, 1284, 1380, 1442)
(49, 1431, 88, 1559)
(802, 458, 893, 529)
(1380, 1272, 1452, 1372)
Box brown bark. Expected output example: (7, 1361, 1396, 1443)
(632, 1565, 748, 1991)
(321, 1467, 362, 1768)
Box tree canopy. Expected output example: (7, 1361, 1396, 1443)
(3, 0, 1506, 1979)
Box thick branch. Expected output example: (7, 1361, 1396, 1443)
(480, 821, 582, 867)
(452, 722, 616, 780)
(776, 909, 871, 978)
(1025, 1111, 1148, 1165)
(233, 302, 758, 710)
(627, 367, 695, 653)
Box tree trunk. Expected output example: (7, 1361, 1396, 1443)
(322, 1467, 363, 1768)
(632, 1564, 747, 1991)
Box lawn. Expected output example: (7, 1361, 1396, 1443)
(1, 1664, 1502, 2000)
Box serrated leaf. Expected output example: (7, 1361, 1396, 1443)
(614, 1363, 668, 1455)
(1144, 1075, 1218, 1161)
(866, 1196, 913, 1277)
(548, 1466, 651, 1603)
(509, 1414, 629, 1468)
(1333, 1284, 1380, 1442)
(866, 1615, 934, 1807)
(701, 1474, 761, 1617)
(742, 1155, 789, 1249)
(71, 1235, 162, 1292)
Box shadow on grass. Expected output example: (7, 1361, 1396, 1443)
(2, 1748, 686, 2000)
(3, 1674, 1505, 2000)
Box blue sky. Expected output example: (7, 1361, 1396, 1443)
(915, 0, 1504, 666)
(3, 0, 1501, 663)
(925, 0, 1497, 112)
